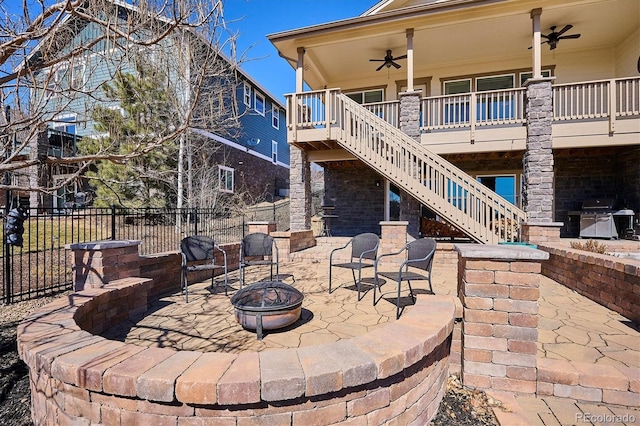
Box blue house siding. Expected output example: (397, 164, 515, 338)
(235, 81, 288, 166)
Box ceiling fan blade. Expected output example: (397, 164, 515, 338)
(556, 24, 573, 36)
(370, 59, 385, 62)
(559, 34, 581, 39)
(394, 55, 407, 60)
(376, 63, 386, 71)
(391, 61, 401, 69)
(541, 33, 550, 39)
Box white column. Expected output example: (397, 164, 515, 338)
(531, 8, 542, 79)
(296, 47, 305, 93)
(406, 28, 414, 92)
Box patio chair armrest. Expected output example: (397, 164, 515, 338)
(329, 240, 351, 261)
(358, 245, 379, 263)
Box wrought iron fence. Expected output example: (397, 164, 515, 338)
(2, 201, 289, 303)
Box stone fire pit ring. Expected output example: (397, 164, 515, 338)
(230, 281, 304, 340)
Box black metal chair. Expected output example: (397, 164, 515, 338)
(328, 233, 380, 300)
(374, 237, 436, 319)
(179, 235, 228, 303)
(239, 233, 279, 287)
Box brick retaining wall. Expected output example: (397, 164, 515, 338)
(539, 244, 640, 324)
(18, 275, 456, 425)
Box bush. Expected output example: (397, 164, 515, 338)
(570, 239, 608, 254)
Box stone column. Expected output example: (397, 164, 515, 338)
(456, 244, 548, 394)
(68, 240, 141, 290)
(398, 91, 422, 238)
(289, 146, 311, 231)
(379, 221, 408, 267)
(247, 221, 276, 235)
(28, 128, 50, 210)
(523, 78, 555, 222)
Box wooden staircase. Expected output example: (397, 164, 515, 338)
(287, 90, 527, 244)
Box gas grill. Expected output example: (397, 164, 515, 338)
(573, 199, 635, 240)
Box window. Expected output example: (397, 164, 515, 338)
(255, 92, 265, 115)
(519, 69, 552, 86)
(243, 83, 251, 106)
(345, 89, 384, 104)
(477, 175, 518, 206)
(51, 115, 77, 135)
(272, 107, 280, 129)
(219, 166, 234, 193)
(476, 74, 514, 92)
(271, 141, 278, 163)
(444, 79, 471, 95)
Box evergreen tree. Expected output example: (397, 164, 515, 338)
(80, 64, 180, 207)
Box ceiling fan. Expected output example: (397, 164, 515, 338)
(540, 25, 581, 50)
(370, 50, 407, 71)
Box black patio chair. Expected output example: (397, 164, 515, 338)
(179, 235, 228, 303)
(239, 233, 279, 287)
(374, 237, 436, 319)
(328, 232, 380, 300)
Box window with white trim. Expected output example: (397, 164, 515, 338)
(51, 114, 77, 134)
(271, 140, 278, 163)
(243, 82, 251, 106)
(218, 166, 234, 193)
(255, 92, 265, 115)
(272, 107, 280, 129)
(345, 89, 383, 104)
(519, 69, 552, 86)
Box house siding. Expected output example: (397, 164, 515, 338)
(236, 83, 288, 165)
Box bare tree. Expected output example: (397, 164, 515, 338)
(0, 0, 241, 206)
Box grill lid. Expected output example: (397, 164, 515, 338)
(581, 198, 616, 210)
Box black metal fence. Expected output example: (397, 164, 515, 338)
(2, 201, 289, 303)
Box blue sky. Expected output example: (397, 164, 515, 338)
(224, 0, 374, 103)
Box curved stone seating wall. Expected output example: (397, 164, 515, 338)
(18, 277, 456, 425)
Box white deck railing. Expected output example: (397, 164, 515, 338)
(363, 100, 400, 128)
(418, 77, 640, 133)
(286, 89, 525, 243)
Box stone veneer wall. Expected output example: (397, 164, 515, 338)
(18, 277, 456, 425)
(538, 244, 640, 324)
(523, 78, 555, 223)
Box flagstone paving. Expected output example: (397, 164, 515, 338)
(102, 252, 640, 425)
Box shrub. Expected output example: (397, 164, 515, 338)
(570, 239, 608, 254)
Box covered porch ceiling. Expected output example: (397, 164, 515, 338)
(268, 0, 639, 91)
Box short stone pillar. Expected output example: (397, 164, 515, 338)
(455, 244, 549, 394)
(379, 221, 408, 266)
(521, 222, 563, 244)
(247, 221, 277, 235)
(68, 240, 141, 290)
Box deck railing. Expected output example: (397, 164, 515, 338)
(286, 89, 525, 243)
(418, 77, 639, 133)
(363, 100, 400, 127)
(420, 88, 526, 135)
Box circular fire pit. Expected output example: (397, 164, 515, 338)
(230, 281, 304, 340)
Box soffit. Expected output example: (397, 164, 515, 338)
(269, 0, 639, 90)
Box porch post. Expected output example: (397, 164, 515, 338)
(289, 146, 311, 231)
(523, 77, 555, 223)
(399, 91, 422, 238)
(406, 28, 414, 92)
(531, 9, 542, 79)
(296, 47, 305, 93)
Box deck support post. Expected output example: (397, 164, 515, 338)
(523, 78, 555, 223)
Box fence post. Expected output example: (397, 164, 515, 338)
(194, 209, 198, 236)
(111, 205, 116, 241)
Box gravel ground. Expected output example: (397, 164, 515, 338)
(0, 295, 498, 426)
